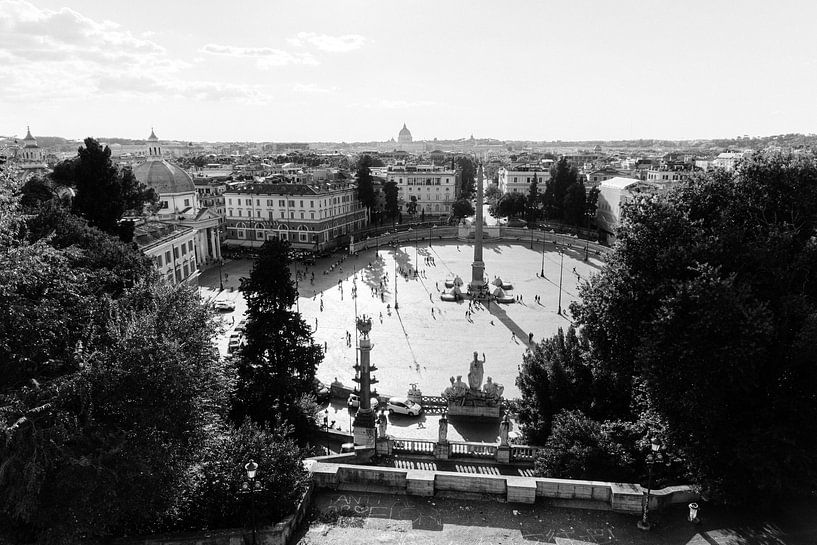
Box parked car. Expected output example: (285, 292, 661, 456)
(313, 378, 330, 401)
(227, 334, 242, 354)
(386, 396, 423, 416)
(347, 394, 379, 409)
(214, 299, 235, 311)
(234, 319, 247, 332)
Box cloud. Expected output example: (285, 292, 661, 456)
(0, 0, 267, 104)
(288, 32, 368, 53)
(292, 83, 338, 94)
(201, 43, 318, 67)
(348, 99, 436, 110)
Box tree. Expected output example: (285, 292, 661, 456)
(69, 138, 156, 238)
(406, 195, 418, 219)
(383, 181, 399, 220)
(232, 238, 323, 439)
(456, 156, 476, 197)
(485, 184, 502, 203)
(562, 179, 587, 226)
(526, 175, 539, 225)
(516, 326, 594, 444)
(545, 157, 579, 220)
(492, 192, 526, 218)
(585, 185, 600, 227)
(451, 197, 475, 220)
(355, 155, 376, 213)
(573, 152, 817, 503)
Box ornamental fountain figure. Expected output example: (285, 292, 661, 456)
(441, 351, 504, 418)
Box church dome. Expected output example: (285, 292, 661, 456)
(133, 160, 195, 195)
(398, 123, 412, 143)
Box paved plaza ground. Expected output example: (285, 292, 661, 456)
(200, 239, 602, 442)
(293, 490, 817, 545)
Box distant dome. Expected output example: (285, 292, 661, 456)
(133, 160, 195, 195)
(398, 123, 412, 143)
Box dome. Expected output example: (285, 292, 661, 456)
(398, 123, 412, 143)
(133, 160, 195, 195)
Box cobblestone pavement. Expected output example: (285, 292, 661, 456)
(293, 490, 817, 545)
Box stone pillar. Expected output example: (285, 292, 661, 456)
(496, 413, 511, 463)
(434, 412, 450, 460)
(469, 162, 486, 297)
(352, 317, 377, 448)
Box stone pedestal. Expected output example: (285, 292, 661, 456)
(434, 442, 450, 460)
(447, 404, 501, 418)
(496, 444, 511, 464)
(353, 408, 377, 448)
(376, 437, 392, 456)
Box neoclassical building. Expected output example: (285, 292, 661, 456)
(132, 130, 222, 280)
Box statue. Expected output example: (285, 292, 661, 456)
(442, 376, 455, 398)
(438, 412, 448, 444)
(468, 351, 485, 391)
(482, 376, 504, 402)
(377, 411, 387, 438)
(499, 414, 511, 446)
(454, 375, 468, 396)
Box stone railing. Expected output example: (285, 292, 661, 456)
(449, 441, 498, 459)
(509, 444, 541, 462)
(392, 438, 435, 455)
(306, 460, 698, 513)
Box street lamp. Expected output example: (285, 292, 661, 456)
(394, 258, 399, 310)
(637, 437, 663, 531)
(241, 460, 262, 545)
(540, 236, 546, 278)
(217, 227, 224, 291)
(557, 247, 564, 315)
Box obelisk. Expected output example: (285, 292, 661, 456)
(469, 161, 486, 297)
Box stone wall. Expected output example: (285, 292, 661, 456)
(306, 461, 696, 514)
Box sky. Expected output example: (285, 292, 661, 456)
(2, 0, 817, 143)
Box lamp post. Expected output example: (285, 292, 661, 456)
(242, 460, 262, 545)
(637, 437, 663, 531)
(394, 258, 398, 310)
(540, 236, 546, 278)
(557, 247, 564, 315)
(584, 242, 589, 262)
(217, 228, 224, 291)
(295, 278, 299, 313)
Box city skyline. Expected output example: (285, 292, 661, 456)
(3, 0, 817, 142)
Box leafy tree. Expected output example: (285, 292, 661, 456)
(355, 155, 376, 212)
(451, 197, 475, 219)
(516, 326, 593, 444)
(585, 185, 600, 227)
(563, 179, 587, 226)
(232, 238, 323, 439)
(70, 138, 156, 238)
(534, 410, 639, 482)
(526, 175, 539, 225)
(545, 157, 578, 220)
(573, 152, 817, 503)
(19, 177, 54, 209)
(493, 192, 526, 218)
(484, 184, 502, 203)
(383, 181, 399, 220)
(456, 156, 476, 197)
(406, 195, 418, 219)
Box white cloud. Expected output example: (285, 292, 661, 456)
(292, 83, 338, 94)
(288, 32, 368, 53)
(347, 99, 436, 110)
(200, 43, 318, 67)
(0, 0, 267, 104)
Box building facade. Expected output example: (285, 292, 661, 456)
(223, 181, 367, 249)
(17, 127, 48, 174)
(385, 164, 459, 217)
(497, 166, 550, 195)
(595, 177, 659, 241)
(134, 220, 199, 285)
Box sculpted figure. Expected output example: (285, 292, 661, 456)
(468, 351, 485, 391)
(454, 375, 468, 396)
(442, 376, 456, 399)
(438, 412, 449, 444)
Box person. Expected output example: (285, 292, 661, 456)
(528, 332, 533, 344)
(324, 341, 328, 351)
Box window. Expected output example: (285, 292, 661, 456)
(165, 250, 171, 263)
(228, 209, 233, 216)
(299, 200, 303, 207)
(280, 211, 285, 218)
(160, 201, 169, 209)
(189, 241, 194, 251)
(228, 198, 232, 205)
(245, 199, 251, 206)
(288, 200, 295, 207)
(269, 211, 274, 219)
(156, 255, 162, 266)
(300, 212, 304, 219)
(310, 212, 315, 219)
(181, 244, 186, 255)
(257, 210, 261, 217)
(184, 198, 190, 207)
(256, 199, 260, 206)
(173, 247, 179, 259)
(279, 200, 285, 206)
(290, 212, 294, 219)
(310, 201, 314, 207)
(238, 210, 242, 216)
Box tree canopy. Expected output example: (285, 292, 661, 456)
(384, 181, 399, 220)
(451, 197, 475, 219)
(355, 154, 376, 212)
(456, 156, 476, 197)
(567, 152, 817, 502)
(232, 238, 323, 438)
